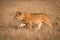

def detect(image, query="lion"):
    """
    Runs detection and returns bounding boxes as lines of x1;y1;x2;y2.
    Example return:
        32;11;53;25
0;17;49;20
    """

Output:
14;12;52;29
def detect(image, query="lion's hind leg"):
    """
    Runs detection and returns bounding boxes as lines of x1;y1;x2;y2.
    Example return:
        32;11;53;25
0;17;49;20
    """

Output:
37;22;42;30
35;22;42;30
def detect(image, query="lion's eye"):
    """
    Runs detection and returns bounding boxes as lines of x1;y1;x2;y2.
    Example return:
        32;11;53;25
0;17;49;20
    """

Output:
17;12;21;15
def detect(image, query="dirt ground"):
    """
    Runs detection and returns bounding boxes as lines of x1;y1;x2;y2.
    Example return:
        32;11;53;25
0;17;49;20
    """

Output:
0;0;60;40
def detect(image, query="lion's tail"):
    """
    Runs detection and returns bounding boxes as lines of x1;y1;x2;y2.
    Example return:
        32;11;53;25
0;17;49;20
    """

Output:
42;15;52;27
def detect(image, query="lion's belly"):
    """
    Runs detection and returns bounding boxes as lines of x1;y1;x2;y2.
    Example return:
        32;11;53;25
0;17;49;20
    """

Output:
31;18;43;24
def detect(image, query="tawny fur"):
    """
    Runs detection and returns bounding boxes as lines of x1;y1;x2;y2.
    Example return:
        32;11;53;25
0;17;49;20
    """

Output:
15;12;52;29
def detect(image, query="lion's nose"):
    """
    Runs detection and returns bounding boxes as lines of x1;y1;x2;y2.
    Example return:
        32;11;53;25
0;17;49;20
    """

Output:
15;18;17;20
13;17;17;20
13;16;15;19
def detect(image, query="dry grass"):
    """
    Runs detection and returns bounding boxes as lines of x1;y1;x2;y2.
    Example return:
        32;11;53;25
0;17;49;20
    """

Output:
0;26;59;40
0;27;51;40
0;0;60;40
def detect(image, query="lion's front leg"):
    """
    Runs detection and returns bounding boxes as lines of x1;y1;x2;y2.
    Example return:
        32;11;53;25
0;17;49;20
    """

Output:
29;22;33;29
19;23;26;28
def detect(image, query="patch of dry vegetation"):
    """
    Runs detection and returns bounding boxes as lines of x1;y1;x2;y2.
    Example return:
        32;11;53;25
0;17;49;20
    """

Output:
0;27;57;40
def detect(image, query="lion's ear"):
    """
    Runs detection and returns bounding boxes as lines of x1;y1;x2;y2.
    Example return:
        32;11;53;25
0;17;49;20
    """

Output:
17;12;21;15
